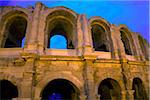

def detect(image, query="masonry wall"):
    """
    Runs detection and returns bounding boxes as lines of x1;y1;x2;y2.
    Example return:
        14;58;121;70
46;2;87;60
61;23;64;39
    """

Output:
0;2;149;100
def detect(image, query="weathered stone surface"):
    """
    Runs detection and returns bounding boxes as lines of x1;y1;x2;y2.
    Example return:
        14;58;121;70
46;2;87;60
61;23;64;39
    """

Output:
0;2;149;100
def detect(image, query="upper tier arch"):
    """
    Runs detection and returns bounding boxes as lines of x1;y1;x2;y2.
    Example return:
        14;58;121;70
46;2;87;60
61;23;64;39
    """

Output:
118;24;135;55
88;16;110;31
43;6;78;49
44;6;77;21
88;16;112;52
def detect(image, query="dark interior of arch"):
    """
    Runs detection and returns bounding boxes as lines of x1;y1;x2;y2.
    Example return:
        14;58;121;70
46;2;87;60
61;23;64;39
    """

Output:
0;80;18;99
98;78;121;100
4;16;27;48
41;79;79;100
91;24;109;52
47;19;75;49
132;78;148;100
120;30;132;55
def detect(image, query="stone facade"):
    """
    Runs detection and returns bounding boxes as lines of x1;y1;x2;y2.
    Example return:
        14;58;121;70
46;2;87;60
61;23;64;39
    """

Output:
0;2;149;100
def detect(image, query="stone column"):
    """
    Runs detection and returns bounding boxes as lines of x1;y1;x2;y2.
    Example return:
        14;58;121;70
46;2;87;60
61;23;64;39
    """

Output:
133;32;145;61
76;14;84;56
79;94;87;100
127;90;135;100
25;2;42;52
121;91;127;100
20;53;37;100
34;87;42;100
110;24;120;59
82;14;93;55
37;4;45;55
116;27;126;60
20;72;33;99
96;94;100;100
120;60;133;100
83;59;97;100
0;34;5;47
131;32;141;61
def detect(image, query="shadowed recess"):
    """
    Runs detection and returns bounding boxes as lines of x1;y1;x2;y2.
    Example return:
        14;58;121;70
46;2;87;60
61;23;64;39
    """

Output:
98;78;121;100
4;16;27;48
41;79;80;100
0;80;18;99
132;78;148;100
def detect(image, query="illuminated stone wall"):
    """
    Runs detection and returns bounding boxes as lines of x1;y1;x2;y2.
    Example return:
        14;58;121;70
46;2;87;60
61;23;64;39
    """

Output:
0;2;149;100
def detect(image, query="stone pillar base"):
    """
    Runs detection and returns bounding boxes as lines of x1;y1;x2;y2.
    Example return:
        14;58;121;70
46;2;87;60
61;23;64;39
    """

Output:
127;90;135;100
79;94;87;100
96;94;100;100
13;98;32;100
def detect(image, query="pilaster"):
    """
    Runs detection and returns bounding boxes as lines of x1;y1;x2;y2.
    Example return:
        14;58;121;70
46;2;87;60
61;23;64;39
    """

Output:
133;32;145;61
76;14;84;56
0;34;5;47
83;56;97;100
121;91;127;100
82;14;93;55
25;2;42;52
116;27;126;60
20;53;37;99
37;3;45;55
110;24;120;59
131;32;141;61
127;90;135;100
79;94;87;100
96;94;100;100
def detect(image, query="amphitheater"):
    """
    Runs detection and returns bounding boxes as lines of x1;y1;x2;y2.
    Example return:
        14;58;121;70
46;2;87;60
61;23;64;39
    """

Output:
0;2;149;100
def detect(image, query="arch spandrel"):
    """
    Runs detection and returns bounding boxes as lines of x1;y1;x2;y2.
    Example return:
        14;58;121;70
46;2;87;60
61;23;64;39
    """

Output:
0;7;32;20
36;72;84;97
0;10;28;34
0;74;21;86
44;6;77;20
118;24;133;38
88;16;110;31
0;10;29;34
118;24;135;44
0;74;21;97
0;6;33;32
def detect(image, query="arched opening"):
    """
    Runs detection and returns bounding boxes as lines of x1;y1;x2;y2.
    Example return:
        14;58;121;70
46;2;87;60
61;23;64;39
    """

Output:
132;78;148;100
50;35;67;49
91;24;109;52
98;78;121;100
0;80;18;99
138;35;149;60
3;16;27;48
46;10;76;49
41;79;80;100
120;30;133;55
